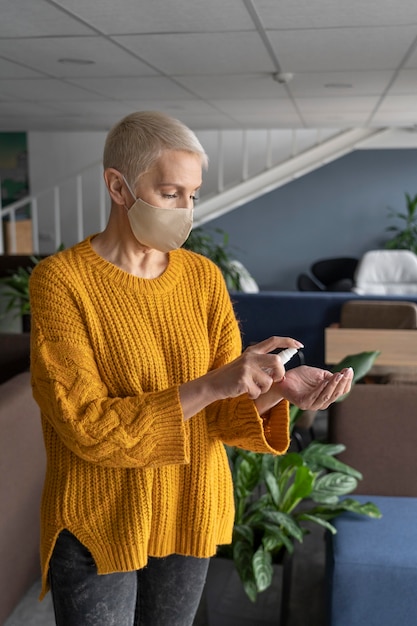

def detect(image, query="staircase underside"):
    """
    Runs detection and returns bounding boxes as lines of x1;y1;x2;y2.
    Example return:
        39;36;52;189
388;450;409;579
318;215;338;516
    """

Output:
194;127;389;225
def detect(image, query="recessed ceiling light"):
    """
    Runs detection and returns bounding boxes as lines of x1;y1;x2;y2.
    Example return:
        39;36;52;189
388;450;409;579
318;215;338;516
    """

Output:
324;83;353;89
58;58;95;65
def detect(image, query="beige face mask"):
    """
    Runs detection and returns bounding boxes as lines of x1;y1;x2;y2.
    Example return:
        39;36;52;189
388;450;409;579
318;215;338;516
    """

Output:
123;177;193;253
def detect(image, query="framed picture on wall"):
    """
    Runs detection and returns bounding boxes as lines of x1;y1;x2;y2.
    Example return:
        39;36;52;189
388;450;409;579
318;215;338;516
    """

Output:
0;132;31;252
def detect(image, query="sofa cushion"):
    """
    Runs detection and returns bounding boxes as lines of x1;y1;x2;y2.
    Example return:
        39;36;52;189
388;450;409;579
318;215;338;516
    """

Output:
327;495;417;626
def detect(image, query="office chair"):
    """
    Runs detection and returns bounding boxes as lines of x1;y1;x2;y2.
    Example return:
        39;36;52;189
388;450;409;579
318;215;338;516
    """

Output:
311;256;358;291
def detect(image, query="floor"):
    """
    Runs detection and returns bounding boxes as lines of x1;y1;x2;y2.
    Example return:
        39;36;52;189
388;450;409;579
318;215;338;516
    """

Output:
5;419;328;626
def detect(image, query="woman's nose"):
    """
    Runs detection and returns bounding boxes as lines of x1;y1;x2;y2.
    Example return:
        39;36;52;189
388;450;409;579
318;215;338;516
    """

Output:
182;196;195;209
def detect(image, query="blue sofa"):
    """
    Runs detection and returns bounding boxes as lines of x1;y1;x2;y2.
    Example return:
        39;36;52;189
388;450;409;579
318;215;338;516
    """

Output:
327;495;417;626
231;291;417;368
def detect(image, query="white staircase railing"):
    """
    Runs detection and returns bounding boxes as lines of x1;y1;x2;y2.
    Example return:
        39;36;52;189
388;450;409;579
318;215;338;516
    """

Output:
1;127;388;254
0;162;108;254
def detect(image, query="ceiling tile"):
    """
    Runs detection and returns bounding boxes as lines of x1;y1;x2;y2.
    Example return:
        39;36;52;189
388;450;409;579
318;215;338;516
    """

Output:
112;32;275;75
371;111;417;126
301;111;371;126
0;101;59;117
288;70;394;96
268;26;417;72
254;0;417;28
174;73;287;99
44;100;136;118
374;94;417;113
211;98;302;126
404;44;417;68
296;95;380;113
0;0;93;36
53;0;255;34
0;79;104;102
68;75;196;100
389;69;417;94
0;37;156;78
0;57;43;79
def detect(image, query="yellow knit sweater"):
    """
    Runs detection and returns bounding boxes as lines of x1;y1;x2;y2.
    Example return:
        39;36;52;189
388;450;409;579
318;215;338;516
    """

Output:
29;236;289;598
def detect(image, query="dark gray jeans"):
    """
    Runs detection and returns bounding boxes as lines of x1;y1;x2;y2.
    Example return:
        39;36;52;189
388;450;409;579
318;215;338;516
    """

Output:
49;529;209;626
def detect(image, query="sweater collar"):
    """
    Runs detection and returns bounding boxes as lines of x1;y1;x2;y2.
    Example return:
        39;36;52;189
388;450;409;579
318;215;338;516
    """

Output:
76;235;184;294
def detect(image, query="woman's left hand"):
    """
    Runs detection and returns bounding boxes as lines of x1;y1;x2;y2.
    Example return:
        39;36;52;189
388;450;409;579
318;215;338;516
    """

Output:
278;365;353;410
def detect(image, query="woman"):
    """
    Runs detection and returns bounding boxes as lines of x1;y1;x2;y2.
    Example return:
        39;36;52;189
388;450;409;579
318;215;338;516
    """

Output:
30;111;352;626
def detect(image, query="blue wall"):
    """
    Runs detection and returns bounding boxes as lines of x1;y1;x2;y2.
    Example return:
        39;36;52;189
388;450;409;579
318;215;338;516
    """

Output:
207;149;417;291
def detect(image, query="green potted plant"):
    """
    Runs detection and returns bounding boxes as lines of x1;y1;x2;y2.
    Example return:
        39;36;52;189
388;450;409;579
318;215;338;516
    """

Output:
0;255;40;319
0;246;63;328
0;255;42;332
385;192;417;253
183;226;244;291
207;350;381;623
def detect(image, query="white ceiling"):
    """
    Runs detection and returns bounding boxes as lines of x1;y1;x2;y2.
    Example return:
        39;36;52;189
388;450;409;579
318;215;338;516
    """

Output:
1;0;417;132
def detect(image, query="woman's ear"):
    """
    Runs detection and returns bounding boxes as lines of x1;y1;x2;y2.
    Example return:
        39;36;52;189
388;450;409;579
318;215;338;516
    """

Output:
104;168;130;206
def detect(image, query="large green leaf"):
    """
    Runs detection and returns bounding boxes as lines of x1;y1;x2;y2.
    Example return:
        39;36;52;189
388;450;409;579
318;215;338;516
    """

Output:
302;440;346;458
246;493;270;516
234;453;262;499
233;524;254;545
281;465;315;512
261;524;286;553
307;498;382;521
316;455;362;479
275;452;304;472
252;546;274;593
331;498;383;519
261;510;304;542
302;443;362;479
311;473;358;503
331;351;380;393
264;470;280;506
233;539;257;601
297;512;338;534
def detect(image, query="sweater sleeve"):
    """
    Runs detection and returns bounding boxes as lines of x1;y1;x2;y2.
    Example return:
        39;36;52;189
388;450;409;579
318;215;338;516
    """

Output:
30;260;189;469
206;395;290;455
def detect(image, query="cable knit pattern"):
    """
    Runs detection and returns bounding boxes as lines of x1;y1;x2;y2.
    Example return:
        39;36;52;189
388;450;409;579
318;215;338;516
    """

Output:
29;236;289;598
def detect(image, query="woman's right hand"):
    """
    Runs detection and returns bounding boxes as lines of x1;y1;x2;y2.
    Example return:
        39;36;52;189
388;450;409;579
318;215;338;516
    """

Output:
179;336;303;420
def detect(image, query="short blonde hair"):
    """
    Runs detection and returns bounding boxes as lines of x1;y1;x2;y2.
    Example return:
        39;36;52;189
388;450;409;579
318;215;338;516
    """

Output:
103;111;208;186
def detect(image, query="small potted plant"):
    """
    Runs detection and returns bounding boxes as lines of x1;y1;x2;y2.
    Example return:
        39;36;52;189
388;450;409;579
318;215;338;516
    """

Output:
385;191;417;253
183;226;245;291
0;255;41;331
0;246;63;331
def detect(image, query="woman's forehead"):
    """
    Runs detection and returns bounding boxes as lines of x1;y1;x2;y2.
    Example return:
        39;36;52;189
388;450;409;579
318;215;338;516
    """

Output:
141;150;203;187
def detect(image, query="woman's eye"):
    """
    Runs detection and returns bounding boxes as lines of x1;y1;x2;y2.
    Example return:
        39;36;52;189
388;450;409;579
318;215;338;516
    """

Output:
163;193;177;199
191;195;200;202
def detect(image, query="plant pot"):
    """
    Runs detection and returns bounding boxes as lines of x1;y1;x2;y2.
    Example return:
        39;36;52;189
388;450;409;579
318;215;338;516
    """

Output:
22;313;31;333
205;555;292;626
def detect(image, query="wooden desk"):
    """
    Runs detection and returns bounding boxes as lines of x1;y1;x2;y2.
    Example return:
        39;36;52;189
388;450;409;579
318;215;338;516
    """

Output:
325;327;417;367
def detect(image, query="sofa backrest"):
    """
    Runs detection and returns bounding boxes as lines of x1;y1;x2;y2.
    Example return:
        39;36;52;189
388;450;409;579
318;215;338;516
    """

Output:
231;291;417;368
0;371;45;624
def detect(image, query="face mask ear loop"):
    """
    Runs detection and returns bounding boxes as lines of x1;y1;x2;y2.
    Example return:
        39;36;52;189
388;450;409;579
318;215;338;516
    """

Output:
121;175;137;202
121;175;137;212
